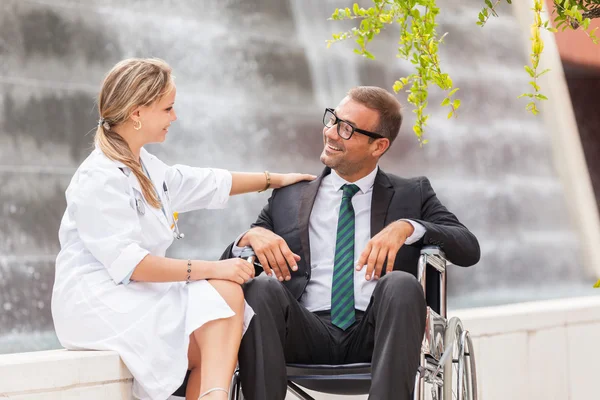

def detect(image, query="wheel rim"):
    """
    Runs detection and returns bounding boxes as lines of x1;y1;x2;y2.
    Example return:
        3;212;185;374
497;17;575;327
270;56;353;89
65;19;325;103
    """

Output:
465;332;478;400
442;317;476;400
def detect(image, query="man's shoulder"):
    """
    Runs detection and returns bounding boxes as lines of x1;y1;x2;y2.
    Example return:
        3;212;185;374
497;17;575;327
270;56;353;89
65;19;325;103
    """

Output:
272;179;313;196
379;170;429;188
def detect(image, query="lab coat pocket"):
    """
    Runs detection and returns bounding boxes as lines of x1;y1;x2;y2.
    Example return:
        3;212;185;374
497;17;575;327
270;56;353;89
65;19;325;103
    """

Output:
82;268;146;314
82;269;113;288
91;280;171;314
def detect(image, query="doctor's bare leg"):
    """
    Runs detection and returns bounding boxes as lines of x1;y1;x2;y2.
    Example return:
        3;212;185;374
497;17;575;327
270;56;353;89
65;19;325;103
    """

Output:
192;280;245;399
185;334;202;400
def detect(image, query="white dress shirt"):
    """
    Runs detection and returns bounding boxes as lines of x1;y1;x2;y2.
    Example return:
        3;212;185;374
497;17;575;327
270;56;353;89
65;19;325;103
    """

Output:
233;166;425;312
302;167;425;311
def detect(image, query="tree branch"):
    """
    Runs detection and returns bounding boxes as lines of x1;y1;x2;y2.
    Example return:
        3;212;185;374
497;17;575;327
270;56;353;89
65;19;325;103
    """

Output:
583;7;600;19
570;6;600;28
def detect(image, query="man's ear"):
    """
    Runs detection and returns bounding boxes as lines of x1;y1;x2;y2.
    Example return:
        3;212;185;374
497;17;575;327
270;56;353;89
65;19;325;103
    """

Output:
372;138;390;157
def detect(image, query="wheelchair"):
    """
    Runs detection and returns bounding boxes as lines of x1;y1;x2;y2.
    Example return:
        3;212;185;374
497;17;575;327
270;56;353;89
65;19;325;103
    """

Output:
174;246;477;400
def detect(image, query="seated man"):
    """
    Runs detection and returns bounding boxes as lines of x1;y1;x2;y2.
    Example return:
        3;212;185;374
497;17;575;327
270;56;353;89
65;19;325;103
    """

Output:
223;86;480;400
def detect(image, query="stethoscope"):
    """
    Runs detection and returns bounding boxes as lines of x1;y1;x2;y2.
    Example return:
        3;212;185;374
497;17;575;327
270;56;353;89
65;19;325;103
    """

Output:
162;182;185;240
136;160;185;240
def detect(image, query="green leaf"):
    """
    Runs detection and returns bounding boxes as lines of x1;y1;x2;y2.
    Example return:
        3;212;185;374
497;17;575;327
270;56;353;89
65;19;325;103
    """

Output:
353;3;359;15
441;97;450;106
363;50;375;60
524;65;536;77
594;279;600;288
447;111;454;119
393;80;404;92
535;93;548;100
485;0;493;8
583;18;590;30
449;88;460;97
453;99;461;109
537;68;551;77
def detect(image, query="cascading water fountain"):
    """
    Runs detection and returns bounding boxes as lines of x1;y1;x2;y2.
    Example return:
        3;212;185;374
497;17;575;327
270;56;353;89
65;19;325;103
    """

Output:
0;0;593;354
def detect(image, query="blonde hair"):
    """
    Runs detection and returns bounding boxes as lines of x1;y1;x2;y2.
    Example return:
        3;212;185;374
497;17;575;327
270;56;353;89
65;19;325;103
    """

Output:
95;58;174;209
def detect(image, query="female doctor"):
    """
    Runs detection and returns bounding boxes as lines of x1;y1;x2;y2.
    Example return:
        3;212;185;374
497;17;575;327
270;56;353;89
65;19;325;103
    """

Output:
51;58;314;400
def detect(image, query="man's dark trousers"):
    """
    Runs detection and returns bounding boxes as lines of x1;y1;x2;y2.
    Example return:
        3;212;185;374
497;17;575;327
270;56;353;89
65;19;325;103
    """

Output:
238;271;427;400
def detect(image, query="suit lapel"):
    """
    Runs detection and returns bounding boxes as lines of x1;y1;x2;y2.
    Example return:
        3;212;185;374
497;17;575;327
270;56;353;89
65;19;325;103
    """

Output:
370;168;394;237
298;167;330;269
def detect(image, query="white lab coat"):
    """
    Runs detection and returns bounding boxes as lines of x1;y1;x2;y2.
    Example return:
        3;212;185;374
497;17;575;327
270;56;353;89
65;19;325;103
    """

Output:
51;147;254;400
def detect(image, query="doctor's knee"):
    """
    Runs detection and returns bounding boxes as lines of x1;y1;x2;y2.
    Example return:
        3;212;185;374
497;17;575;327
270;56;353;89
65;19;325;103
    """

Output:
208;280;245;313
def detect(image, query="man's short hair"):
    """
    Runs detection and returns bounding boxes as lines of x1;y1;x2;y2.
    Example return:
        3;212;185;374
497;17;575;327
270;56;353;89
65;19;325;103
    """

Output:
348;86;403;146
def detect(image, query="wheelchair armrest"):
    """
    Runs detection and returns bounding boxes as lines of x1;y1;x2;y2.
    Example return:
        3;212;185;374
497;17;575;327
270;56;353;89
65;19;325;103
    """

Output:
237;247;263;273
419;246;447;274
418;246;447;317
238;247;256;259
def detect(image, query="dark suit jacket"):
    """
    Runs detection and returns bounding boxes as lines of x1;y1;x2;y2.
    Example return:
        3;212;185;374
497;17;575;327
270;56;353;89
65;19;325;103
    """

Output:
222;167;480;309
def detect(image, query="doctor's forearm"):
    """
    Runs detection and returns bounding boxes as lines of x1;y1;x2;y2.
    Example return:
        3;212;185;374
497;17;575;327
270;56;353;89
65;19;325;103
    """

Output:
229;172;281;195
130;255;216;283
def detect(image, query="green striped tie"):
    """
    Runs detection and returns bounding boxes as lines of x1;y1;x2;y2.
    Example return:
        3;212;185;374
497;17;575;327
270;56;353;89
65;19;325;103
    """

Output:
331;183;360;330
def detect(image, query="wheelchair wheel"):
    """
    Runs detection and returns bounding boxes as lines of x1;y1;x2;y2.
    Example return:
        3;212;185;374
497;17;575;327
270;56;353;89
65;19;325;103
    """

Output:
229;368;244;400
442;317;477;400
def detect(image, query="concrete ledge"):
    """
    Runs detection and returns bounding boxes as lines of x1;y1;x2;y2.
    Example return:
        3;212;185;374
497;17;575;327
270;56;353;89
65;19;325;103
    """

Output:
2;295;600;400
450;294;600;400
0;350;132;399
450;294;600;336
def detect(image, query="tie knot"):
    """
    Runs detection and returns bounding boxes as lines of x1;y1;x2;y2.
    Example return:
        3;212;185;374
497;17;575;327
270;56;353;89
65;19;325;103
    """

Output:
342;184;360;199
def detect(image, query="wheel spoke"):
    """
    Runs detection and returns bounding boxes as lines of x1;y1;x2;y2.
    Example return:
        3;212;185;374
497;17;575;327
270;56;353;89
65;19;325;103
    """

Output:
443;317;478;400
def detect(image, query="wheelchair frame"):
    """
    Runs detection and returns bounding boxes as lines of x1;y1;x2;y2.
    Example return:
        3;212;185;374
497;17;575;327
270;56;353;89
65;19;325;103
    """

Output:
414;247;478;400
226;246;478;400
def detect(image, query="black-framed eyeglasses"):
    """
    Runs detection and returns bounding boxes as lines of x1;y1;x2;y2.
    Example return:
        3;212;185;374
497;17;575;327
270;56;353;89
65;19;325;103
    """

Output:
323;108;385;140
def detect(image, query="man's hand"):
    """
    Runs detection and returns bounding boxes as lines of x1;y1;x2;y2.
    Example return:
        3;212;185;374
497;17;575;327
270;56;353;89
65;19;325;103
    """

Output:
356;220;414;281
238;227;301;282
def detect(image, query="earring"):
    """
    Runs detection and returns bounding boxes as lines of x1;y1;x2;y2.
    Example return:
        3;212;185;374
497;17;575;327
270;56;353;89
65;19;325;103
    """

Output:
133;120;142;131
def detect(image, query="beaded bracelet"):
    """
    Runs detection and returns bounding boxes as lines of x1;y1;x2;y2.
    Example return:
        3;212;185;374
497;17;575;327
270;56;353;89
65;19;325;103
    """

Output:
186;260;192;284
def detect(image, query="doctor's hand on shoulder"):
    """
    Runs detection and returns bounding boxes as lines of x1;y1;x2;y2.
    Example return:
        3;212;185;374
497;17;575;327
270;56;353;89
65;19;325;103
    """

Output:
229;171;316;195
270;173;317;188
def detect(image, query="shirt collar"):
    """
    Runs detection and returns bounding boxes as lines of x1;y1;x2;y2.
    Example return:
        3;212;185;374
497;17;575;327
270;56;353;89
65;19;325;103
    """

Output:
94;145;148;172
330;166;379;194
